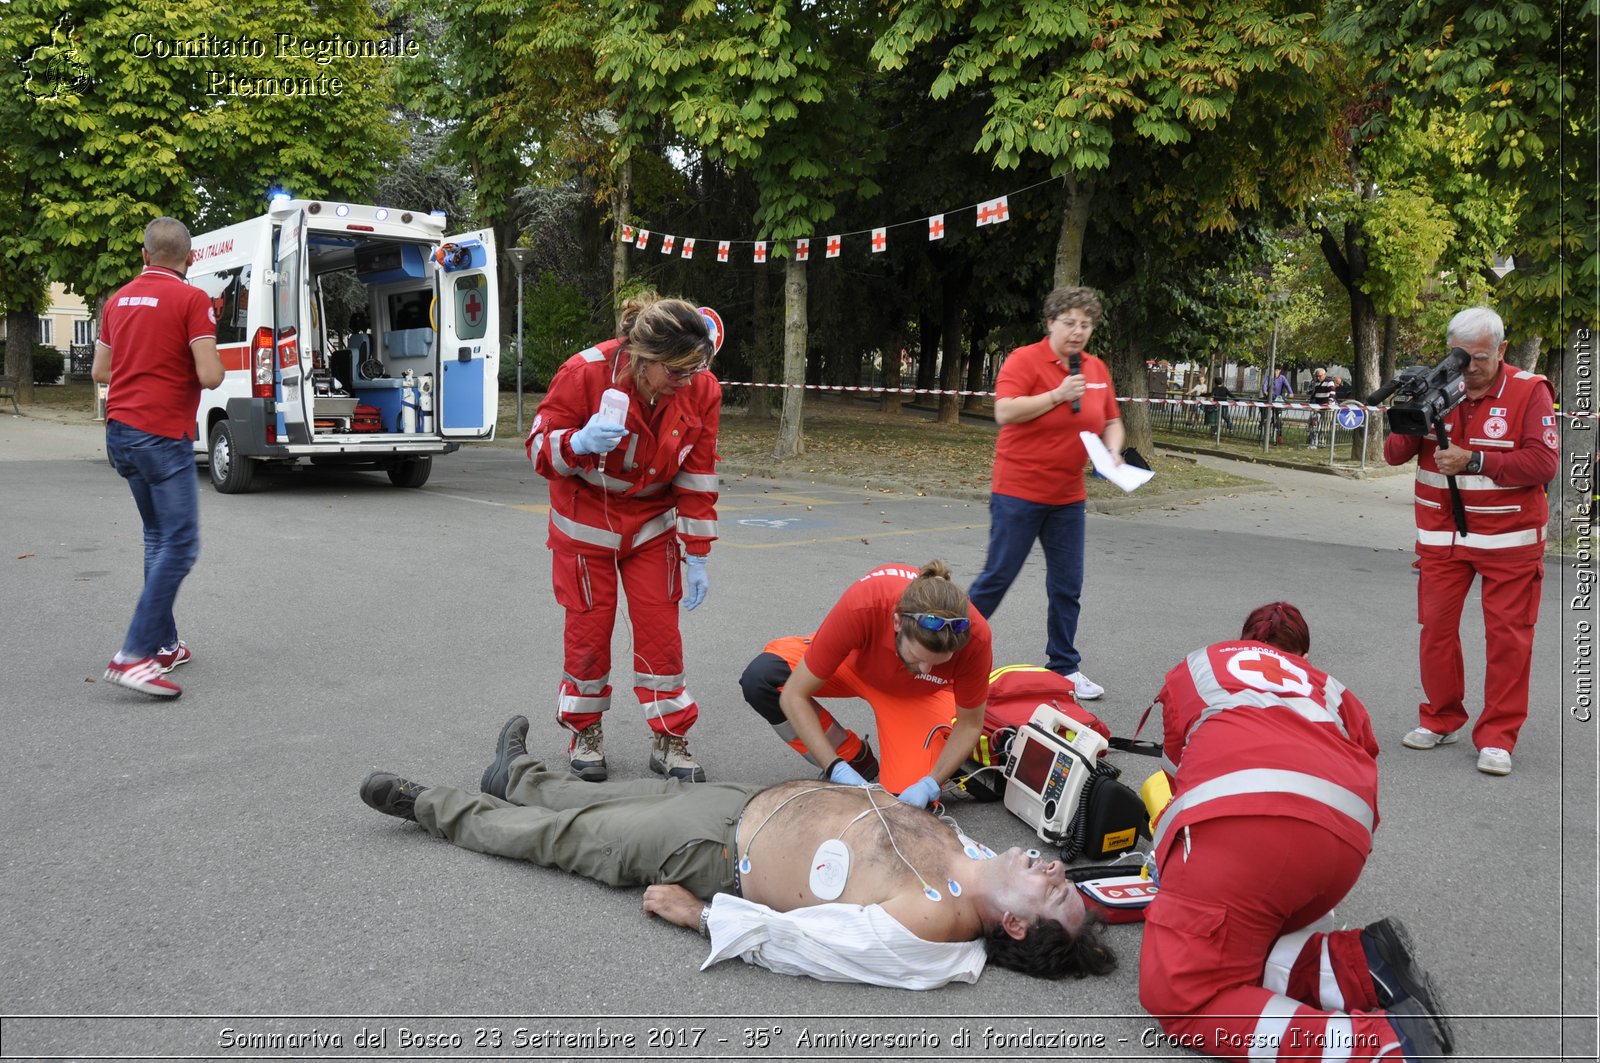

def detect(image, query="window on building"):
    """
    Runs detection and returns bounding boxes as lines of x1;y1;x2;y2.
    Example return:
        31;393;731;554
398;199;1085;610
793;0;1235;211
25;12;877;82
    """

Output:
73;319;95;346
38;319;54;345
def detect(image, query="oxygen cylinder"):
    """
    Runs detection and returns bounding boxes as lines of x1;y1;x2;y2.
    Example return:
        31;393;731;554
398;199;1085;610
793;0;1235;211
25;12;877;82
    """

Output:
400;370;417;434
418;373;434;433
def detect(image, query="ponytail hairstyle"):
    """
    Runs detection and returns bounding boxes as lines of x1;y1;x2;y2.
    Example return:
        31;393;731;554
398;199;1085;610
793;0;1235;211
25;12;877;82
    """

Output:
617;291;714;389
895;560;973;653
1240;601;1310;657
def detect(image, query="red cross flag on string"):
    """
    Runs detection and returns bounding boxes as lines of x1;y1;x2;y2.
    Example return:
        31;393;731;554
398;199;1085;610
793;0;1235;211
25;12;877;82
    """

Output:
717;240;730;262
660;235;676;255
826;235;842;258
621;223;635;243
975;196;1009;226
681;237;695;260
635;228;651;249
753;241;767;263
928;214;945;240
795;238;810;261
871;227;887;253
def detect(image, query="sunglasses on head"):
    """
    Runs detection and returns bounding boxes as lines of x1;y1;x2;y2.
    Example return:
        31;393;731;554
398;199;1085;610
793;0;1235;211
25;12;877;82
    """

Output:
902;612;970;633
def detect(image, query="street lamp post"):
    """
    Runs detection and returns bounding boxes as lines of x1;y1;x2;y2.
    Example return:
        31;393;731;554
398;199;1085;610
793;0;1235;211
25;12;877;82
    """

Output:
507;247;534;435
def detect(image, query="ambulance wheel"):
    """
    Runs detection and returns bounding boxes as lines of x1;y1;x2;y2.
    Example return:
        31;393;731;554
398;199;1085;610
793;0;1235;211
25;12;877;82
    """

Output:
387;456;432;488
208;422;255;494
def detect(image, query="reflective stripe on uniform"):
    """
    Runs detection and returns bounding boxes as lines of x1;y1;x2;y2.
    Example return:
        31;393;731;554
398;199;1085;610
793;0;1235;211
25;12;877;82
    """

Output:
559;691;610;715
1416;469;1506;492
641;689;694;720
577;346;605;362
677;515;718;539
551;510;622;550
1416;526;1543;549
634;670;687;692
562;673;609;695
548;429;577;476
1152;768;1375;856
632;509;676;547
1249;995;1298;1061
673;470;719;492
577;466;634;492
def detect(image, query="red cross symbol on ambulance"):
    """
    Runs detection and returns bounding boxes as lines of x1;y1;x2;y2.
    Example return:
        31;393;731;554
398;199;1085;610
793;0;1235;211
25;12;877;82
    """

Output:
1226;649;1312;697
463;289;484;328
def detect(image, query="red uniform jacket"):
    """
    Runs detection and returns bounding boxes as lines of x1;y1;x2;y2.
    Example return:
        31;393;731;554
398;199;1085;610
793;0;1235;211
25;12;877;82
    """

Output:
1153;641;1381;869
528;339;720;558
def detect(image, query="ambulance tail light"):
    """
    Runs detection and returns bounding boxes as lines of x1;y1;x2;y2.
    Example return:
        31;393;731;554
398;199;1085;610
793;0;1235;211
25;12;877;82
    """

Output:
251;328;275;399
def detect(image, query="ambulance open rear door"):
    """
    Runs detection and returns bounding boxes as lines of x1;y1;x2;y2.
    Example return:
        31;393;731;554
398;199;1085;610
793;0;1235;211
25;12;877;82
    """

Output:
434;227;498;439
271;208;312;443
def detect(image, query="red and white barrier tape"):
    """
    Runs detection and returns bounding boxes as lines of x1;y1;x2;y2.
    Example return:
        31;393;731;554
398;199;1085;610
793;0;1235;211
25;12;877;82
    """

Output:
720;380;1600;421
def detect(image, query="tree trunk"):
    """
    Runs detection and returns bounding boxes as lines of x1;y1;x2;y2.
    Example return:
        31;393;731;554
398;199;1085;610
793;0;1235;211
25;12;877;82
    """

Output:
774;256;807;459
880;334;904;415
1053;174;1096;287
1380;313;1398;384
963;313;988;413
916;310;938;391
749;261;774;420
1109;334;1151;455
937;273;965;425
610;159;632;331
5;310;38;403
1508;334;1541;372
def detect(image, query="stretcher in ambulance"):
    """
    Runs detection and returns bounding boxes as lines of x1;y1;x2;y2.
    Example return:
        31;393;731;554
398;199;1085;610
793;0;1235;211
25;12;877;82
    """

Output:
187;198;498;492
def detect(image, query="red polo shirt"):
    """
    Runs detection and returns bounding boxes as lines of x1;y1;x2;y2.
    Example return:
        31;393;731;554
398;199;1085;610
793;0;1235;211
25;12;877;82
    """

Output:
101;266;216;440
991;338;1120;504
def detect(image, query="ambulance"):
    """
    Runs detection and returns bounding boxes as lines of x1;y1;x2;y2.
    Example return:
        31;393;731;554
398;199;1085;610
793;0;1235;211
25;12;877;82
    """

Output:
186;197;498;492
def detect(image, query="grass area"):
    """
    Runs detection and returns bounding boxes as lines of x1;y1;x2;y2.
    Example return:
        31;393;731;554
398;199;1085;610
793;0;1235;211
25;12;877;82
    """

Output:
17;380;96;412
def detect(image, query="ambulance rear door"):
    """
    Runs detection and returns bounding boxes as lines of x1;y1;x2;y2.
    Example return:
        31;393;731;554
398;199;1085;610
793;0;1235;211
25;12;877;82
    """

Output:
434;227;498;439
272;208;313;443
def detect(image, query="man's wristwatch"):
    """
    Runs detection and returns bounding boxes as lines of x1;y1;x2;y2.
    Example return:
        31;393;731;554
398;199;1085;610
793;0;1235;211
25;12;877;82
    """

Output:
1465;451;1484;475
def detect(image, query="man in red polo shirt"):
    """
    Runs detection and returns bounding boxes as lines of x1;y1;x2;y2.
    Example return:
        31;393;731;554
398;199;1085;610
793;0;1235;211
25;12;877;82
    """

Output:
968;286;1123;699
92;216;225;699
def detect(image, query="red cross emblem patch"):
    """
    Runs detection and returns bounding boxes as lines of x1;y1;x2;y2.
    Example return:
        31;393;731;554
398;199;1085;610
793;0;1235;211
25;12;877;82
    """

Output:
1226;649;1312;697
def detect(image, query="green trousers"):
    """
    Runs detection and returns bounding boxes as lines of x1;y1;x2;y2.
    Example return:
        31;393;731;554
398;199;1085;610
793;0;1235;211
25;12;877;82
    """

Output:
416;757;752;899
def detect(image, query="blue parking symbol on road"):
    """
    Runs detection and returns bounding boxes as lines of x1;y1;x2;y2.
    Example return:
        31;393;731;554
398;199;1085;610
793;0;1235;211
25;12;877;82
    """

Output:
1337;404;1366;430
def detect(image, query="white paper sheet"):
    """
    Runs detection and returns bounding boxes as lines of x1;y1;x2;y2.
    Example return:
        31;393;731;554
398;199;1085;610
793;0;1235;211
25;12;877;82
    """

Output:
1080;430;1154;493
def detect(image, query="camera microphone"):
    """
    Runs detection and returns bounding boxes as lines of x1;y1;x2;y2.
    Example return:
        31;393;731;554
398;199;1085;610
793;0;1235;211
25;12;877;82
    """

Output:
1069;353;1081;413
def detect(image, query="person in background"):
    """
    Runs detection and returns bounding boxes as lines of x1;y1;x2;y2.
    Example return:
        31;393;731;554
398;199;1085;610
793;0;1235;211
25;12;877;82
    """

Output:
527;293;720;783
966;286;1122;699
92;216;225;699
1210;376;1235;431
1306;367;1339;447
1138;603;1453;1062
1383;306;1558;776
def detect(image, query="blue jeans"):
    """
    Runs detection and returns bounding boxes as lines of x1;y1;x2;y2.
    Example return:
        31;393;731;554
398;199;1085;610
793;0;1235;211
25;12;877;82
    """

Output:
967;493;1086;675
105;420;200;658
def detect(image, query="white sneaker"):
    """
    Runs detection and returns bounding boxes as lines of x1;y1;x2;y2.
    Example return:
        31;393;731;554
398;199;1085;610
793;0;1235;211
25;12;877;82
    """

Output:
1066;671;1104;700
1476;747;1512;776
1402;727;1459;750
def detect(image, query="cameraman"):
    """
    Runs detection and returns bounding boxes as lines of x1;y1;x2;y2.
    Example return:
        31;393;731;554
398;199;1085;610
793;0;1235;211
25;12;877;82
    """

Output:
1382;307;1558;777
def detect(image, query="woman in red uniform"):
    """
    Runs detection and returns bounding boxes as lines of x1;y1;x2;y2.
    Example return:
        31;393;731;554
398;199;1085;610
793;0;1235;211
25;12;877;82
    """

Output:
527;294;719;783
1139;603;1454;1062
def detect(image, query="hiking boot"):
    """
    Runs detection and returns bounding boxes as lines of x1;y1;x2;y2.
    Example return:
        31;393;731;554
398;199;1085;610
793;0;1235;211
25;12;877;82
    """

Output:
480;714;529;799
1476;746;1512;775
1402;727;1459;750
649;732;706;782
1388;997;1454;1060
568;722;607;782
155;640;191;672
1364;918;1454;1054
359;771;428;822
103;657;182;699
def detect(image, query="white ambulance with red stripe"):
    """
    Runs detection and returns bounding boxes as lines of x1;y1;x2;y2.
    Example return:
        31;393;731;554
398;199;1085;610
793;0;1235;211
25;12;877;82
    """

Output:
187;197;497;492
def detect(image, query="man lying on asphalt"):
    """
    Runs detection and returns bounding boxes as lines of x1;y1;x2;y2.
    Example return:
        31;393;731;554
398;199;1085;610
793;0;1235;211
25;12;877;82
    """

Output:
359;715;1116;989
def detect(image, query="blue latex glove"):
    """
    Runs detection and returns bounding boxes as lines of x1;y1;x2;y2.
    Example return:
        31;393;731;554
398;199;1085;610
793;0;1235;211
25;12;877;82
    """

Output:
897;775;941;809
683;554;709;611
570;413;627;456
828;758;870;788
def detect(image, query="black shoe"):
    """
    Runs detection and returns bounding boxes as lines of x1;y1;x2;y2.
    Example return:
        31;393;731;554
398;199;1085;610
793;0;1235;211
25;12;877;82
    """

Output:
1365;918;1454;1054
360;771;428;822
1388;997;1453;1060
850;739;881;783
480;714;529;799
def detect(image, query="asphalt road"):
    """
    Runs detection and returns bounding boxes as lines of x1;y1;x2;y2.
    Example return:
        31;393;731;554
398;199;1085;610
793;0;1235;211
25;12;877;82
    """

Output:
1;414;1593;1062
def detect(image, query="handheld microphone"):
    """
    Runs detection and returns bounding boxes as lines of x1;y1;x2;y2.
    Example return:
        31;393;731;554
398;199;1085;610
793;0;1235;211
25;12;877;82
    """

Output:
1068;353;1081;413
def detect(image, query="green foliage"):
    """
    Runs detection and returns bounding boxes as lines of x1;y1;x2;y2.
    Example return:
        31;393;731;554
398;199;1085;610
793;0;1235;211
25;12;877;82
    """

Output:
508;270;594;388
31;344;64;385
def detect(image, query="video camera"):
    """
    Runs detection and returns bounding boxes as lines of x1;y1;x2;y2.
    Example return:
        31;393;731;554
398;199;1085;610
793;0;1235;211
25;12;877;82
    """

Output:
1366;347;1472;436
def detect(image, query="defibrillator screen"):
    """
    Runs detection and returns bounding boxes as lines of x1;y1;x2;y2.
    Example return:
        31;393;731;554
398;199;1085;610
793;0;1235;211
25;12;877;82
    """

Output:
1013;737;1057;796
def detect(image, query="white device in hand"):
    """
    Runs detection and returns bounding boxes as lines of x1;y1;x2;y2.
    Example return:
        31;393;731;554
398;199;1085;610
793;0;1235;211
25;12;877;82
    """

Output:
598;387;630;426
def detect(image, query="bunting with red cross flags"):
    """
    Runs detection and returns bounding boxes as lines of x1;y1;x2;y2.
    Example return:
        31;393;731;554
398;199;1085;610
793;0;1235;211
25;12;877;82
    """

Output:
620;223;635;243
753;241;767;263
928;214;945;240
682;237;695;259
635;228;651;249
871;227;887;253
975;196;1009;226
795;238;810;261
660;234;675;255
717;240;730;262
826;235;842;258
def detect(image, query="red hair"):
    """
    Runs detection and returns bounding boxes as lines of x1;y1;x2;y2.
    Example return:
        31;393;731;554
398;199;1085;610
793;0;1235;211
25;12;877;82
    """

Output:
1241;602;1310;656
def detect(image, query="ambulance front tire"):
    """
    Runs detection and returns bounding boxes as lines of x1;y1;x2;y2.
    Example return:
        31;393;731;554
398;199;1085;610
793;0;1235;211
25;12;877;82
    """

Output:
387;456;432;488
208;421;256;494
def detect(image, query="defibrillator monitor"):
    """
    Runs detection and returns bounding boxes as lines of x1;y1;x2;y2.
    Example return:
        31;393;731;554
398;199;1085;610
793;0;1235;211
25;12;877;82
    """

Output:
1002;704;1109;845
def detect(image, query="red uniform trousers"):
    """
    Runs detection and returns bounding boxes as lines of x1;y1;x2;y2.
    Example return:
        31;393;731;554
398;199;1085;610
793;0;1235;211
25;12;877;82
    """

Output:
1416;548;1544;751
552;536;697;737
762;634;951;793
1141;817;1406;1062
